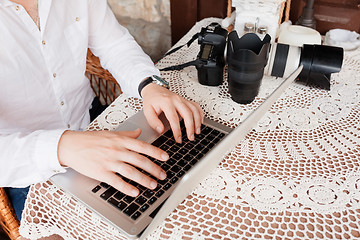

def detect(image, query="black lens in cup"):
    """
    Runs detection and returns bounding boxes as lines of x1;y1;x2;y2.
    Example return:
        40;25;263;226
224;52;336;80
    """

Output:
227;32;271;104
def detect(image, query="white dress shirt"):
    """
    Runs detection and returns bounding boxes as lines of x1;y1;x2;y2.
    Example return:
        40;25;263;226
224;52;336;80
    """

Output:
0;0;160;187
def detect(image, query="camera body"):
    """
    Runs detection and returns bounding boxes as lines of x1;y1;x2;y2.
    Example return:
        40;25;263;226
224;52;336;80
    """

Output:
196;23;228;86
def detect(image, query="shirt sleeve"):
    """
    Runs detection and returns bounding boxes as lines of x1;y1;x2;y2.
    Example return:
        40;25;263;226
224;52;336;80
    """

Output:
87;0;160;98
0;130;67;187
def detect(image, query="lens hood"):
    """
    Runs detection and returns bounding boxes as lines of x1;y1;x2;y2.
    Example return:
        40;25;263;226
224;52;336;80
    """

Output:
299;44;343;90
227;32;271;104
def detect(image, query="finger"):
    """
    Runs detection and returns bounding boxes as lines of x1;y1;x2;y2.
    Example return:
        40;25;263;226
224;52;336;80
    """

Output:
172;100;196;141
185;101;203;135
111;150;167;181
117;136;169;162
115;128;142;139
161;105;182;143
143;105;165;134
114;162;161;191
103;172;140;197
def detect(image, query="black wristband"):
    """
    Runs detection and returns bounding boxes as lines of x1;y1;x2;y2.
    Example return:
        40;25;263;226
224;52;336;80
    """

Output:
138;77;153;97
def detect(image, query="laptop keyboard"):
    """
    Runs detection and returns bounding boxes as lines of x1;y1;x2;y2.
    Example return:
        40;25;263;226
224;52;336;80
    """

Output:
92;121;226;221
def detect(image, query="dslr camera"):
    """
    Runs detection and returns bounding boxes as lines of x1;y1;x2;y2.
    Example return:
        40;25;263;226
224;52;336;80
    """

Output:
196;23;228;86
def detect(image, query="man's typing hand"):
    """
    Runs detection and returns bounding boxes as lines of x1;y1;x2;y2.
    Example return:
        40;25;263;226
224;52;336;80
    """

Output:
57;129;169;197
141;83;204;143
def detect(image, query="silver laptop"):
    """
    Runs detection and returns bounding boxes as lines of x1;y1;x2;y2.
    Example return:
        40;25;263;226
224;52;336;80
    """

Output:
51;67;302;239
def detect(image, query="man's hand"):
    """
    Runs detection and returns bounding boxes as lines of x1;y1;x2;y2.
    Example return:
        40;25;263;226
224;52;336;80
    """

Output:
141;83;204;143
57;129;169;197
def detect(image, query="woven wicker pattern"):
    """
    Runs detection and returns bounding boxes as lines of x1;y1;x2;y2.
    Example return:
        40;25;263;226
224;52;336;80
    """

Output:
0;188;20;240
86;50;122;105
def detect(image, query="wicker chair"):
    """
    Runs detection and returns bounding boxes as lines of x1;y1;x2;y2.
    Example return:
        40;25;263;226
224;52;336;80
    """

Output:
0;50;121;240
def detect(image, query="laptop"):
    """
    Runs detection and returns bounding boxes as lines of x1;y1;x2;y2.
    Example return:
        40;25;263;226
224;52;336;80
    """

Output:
51;66;302;239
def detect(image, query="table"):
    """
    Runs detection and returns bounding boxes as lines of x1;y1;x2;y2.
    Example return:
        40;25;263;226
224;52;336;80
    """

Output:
20;18;360;239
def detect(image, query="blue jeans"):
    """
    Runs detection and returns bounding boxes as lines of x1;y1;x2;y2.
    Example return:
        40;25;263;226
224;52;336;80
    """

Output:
4;186;30;221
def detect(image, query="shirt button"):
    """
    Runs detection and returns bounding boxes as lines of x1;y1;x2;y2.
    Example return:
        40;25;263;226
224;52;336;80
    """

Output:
15;6;19;11
53;73;57;78
60;101;64;106
53;170;60;173
75;17;80;21
67;124;71;128
42;40;46;45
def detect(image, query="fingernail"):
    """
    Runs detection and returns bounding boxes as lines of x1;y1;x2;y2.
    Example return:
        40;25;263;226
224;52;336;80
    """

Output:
190;134;195;141
156;126;162;134
161;153;169;161
196;128;201;134
160;171;167;180
131;189;139;197
177;137;182;143
150;181;157;189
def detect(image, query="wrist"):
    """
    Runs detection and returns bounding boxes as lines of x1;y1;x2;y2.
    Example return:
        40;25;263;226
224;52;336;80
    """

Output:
138;75;169;97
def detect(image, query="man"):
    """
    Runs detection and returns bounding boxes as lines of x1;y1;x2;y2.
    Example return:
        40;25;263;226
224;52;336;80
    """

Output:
0;0;203;220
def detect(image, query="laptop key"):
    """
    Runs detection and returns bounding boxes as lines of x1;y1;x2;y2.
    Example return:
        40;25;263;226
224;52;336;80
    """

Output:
152;136;167;147
164;130;173;138
195;152;204;160
169;145;180;152
183;154;193;162
100;187;117;200
173;153;182;160
143;189;155;198
190;159;198;165
167;158;177;166
167;171;175;179
212;129;220;136
178;159;187;167
170;165;181;173
140;204;150;212
200;139;211;146
158;178;168;185
161;164;171;171
183;164;191;172
131;211;142;220
155;189;165;197
178;148;188;155
148;196;157;205
108;197;120;207
170;176;179;184
202;126;212;135
92;185;101;193
189;149;199;156
195;144;204;151
123;196;135;204
163;183;172;191
166;139;175;146
100;182;110;188
184;143;195;150
177;170;185;178
160;144;170;151
201;147;210;154
117;201;127;211
135;196;147;205
114;191;125;200
124;203;140;216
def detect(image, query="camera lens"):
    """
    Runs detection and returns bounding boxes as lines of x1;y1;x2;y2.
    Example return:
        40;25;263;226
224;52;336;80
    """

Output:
227;32;271;104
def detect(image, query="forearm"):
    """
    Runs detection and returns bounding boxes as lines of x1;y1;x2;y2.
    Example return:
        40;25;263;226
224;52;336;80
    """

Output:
0;130;66;187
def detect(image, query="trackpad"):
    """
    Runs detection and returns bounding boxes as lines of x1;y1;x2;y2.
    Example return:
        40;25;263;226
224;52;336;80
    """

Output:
114;111;170;143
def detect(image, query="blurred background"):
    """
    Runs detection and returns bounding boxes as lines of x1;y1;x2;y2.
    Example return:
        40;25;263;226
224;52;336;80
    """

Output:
108;0;360;60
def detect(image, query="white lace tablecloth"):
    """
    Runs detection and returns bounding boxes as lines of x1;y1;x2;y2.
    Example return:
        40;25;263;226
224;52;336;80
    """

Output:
20;18;360;240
